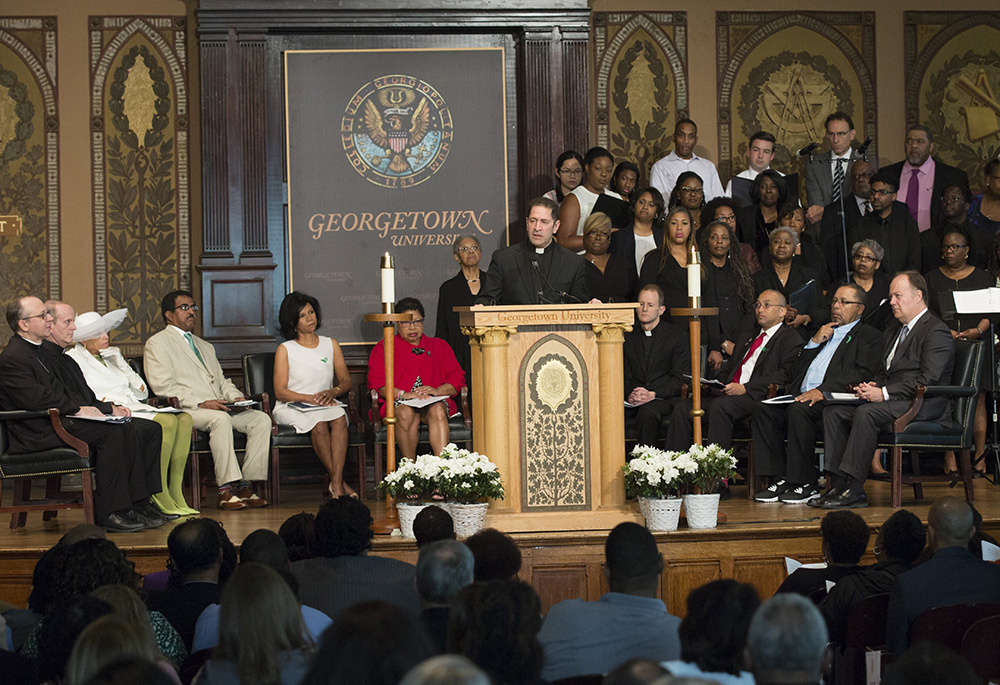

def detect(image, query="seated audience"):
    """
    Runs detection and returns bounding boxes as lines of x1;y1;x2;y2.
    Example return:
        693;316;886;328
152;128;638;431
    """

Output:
464;528;522;581
65;614;178;685
662;579;760;684
36;596;113;685
668;171;706;235
883;641;979;685
412;505;456;548
752;227;823;338
968;157;1000;234
609;186;665;275
820;159;875;284
701;220;756;372
738;170;788;255
745;594;830;685
416;540;475;653
273;291;356;498
367;296;466;459
449;580;545;685
639;207;697;328
78;657;176;685
145;290;272;510
194;563;313;685
624;285;689;448
278;512;315;562
819;508;926;644
291;497;420;619
611;161;640;202
299;601;435;685
777;510;870;600
602;658;668;685
539;522;681;681
886;496;1000;652
399;655;490;685
851;171;921;276
91;584;184;673
558;146;622;252
67;309;195;516
583;212;638;302
825;239;892;330
543;149;584;204
650;119;725;202
436;235;485;388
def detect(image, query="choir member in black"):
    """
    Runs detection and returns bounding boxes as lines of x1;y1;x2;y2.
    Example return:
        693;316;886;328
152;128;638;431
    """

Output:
668;171;705;235
921;184;989;271
701;197;760;274
609;187;664;276
737;170;788;257
701;220;756;373
543;150;584;204
752;227;823;339
825;239;892;331
780;205;828;290
849;171;921;276
610;161;640;203
582;212;637;303
436;235;485;388
639;207;697;328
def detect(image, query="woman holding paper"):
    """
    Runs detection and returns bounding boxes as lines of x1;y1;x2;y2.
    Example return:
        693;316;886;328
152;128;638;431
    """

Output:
67;310;196;515
273;291;355;498
367;297;466;459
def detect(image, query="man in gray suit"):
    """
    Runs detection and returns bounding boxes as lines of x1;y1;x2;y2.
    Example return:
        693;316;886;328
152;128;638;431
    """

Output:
805;111;858;226
144;290;271;510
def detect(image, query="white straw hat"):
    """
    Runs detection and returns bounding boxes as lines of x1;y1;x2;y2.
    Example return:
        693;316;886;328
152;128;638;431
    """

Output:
72;308;129;342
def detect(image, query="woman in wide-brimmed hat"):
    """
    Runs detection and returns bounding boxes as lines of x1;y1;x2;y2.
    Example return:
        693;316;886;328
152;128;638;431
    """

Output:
67;309;196;515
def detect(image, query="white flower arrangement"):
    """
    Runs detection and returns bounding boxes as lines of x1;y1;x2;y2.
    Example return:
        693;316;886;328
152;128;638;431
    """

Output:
685;443;738;493
379;443;504;503
623;443;737;498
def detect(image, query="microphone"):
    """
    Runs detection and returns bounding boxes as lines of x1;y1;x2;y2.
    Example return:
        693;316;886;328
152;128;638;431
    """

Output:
530;258;580;304
797;142;819;158
854;136;873;160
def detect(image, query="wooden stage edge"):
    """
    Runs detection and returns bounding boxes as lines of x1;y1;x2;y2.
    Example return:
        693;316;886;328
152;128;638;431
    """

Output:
2;480;999;617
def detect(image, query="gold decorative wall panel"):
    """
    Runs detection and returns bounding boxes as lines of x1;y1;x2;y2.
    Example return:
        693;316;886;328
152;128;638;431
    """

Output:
592;12;687;184
0;17;59;347
716;12;877;191
904;12;1000;186
90;16;190;356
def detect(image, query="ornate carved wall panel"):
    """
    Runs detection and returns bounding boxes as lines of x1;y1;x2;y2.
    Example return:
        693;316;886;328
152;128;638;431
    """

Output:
716;12;877;190
904;12;1000;185
0;17;59;347
592;12;688;184
89;16;191;356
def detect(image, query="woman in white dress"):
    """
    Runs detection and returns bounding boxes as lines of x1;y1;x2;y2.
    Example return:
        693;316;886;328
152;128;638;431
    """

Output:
273;292;355;498
67;310;196;516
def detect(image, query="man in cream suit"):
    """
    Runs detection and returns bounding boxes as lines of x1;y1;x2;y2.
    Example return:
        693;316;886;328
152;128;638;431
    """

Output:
144;290;271;510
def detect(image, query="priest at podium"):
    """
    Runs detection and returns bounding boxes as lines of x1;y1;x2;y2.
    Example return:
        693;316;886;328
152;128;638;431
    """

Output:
477;197;591;306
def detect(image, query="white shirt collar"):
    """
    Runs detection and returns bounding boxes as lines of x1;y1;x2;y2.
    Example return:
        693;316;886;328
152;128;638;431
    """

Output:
170;325;192;338
902;308;928;330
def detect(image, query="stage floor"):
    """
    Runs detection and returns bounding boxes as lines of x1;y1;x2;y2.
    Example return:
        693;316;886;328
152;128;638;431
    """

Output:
3;478;999;615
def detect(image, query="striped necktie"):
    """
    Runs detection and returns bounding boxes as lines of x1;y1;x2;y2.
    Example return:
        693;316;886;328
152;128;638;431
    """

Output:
832;158;845;203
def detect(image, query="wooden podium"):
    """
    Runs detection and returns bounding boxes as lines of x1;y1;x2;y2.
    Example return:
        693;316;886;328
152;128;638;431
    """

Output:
457;304;641;532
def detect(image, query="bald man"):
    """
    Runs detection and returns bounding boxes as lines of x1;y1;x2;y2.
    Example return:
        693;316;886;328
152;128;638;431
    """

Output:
885;496;1000;652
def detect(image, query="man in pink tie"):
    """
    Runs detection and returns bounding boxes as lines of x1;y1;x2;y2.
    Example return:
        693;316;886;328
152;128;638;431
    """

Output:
666;289;803;452
881;125;969;233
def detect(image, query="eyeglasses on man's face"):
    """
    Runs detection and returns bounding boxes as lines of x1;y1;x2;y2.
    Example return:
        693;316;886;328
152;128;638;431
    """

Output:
173;304;199;312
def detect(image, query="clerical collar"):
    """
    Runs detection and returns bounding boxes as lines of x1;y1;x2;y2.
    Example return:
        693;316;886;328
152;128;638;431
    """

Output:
18;334;41;346
535;247;546;254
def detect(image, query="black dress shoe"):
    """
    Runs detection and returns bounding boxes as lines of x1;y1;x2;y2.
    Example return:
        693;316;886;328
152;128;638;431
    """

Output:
134;500;169;524
807;485;843;508
129;506;165;529
100;512;146;533
821;487;868;509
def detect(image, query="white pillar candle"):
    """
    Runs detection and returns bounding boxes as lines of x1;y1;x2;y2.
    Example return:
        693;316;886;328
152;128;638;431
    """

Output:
381;252;395;304
687;260;700;299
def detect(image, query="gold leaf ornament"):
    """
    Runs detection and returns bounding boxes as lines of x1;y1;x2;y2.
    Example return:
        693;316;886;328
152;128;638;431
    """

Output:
535;357;573;412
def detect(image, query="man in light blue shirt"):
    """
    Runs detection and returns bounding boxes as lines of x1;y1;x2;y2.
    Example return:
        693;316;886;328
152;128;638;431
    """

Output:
752;284;883;504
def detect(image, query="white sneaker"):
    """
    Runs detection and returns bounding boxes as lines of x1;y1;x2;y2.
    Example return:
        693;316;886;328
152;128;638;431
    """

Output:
754;479;789;503
780;484;821;504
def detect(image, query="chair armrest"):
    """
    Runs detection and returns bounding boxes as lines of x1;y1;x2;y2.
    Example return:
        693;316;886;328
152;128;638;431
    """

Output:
345;388;365;427
0;409;90;457
892;386;926;432
922;385;979;398
245;393;277;435
459;387;471;429
370;389;383;431
766;383;779;399
0;409;53;421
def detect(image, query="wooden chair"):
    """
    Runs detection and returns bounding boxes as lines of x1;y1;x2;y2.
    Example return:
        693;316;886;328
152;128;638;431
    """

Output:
909;602;1000;653
831;593;891;685
875;339;984;508
960;614;1000;683
242;352;369;501
0;408;94;529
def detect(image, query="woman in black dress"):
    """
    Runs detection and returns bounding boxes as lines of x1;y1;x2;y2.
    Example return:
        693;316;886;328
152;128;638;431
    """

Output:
609;186;665;276
752;227;822;339
924;229;992;476
701;220;756;372
738;170;788;257
582;212;638;303
639;206;696;328
436;235;485;388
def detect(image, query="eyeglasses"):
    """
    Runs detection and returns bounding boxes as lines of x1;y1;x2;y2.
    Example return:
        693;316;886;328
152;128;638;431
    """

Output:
173;304;199;312
457;245;480;253
941;194;965;203
753;302;782;310
943;244;968;251
20;311;49;321
854;254;877;263
679;187;704;195
559;168;583;175
831;298;864;306
399;319;425;327
871;189;895;197
827;130;852;138
586;231;611;239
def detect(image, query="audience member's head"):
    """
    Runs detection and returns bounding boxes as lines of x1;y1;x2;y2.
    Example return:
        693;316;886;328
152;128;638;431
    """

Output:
88;585;159;657
279;512;316;562
216;563;310;685
240;528;291;570
604;522;664;596
882;641;978;685
878;509;926;564
678;579;760;676
49;538;140;601
413;505;456;547
65;615;161;685
928;495;975;550
745;593;829;685
80;657;176;685
820;510;870;565
300;601;435;685
400;655;491;685
449;579;543;685
166;517;223;586
603;658;669;685
61;523;107;547
37;595;113;683
416;540;475;606
313;497;374;557
465;528;522;581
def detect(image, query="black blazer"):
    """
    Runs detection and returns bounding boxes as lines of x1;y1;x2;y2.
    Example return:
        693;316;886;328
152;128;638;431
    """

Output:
623;320;689;399
820;196;865;283
716;323;804;400
850;202;922;277
608;222;664;266
882;158;970;229
478;242;589;305
877;311;955;418
788;322;883;395
436;268;485;381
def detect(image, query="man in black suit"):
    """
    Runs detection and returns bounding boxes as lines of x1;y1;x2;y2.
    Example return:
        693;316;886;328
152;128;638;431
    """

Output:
478;197;590;305
752;284;883;504
881;125;970;233
812;272;955;509
804;111;857;226
820;160;875;283
624;285;689;447
0;297;163;532
850;171;921;277
666;289;804;451
886;496;1000;652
